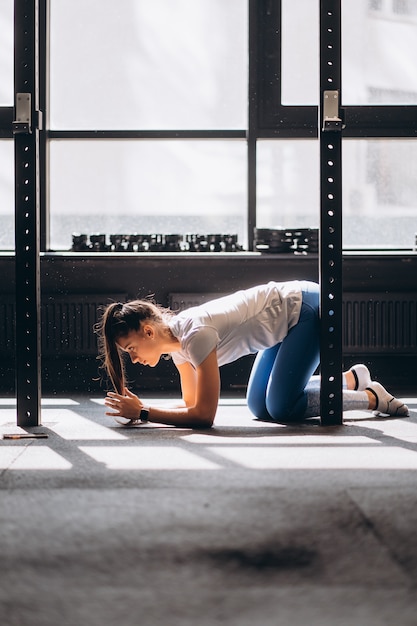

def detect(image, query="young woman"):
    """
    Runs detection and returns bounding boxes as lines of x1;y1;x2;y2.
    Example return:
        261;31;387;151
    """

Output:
97;280;409;427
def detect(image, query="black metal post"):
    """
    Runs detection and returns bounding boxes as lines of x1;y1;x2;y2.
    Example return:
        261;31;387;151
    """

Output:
247;0;258;251
14;0;42;427
319;0;343;425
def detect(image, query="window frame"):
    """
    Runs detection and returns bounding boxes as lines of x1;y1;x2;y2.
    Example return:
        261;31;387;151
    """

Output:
16;0;417;251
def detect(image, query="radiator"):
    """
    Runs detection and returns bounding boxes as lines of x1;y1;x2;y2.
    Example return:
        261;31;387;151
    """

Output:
343;292;417;354
0;294;127;357
1;291;416;359
170;291;417;355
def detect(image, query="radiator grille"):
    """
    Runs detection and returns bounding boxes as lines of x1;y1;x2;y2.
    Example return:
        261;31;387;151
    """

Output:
1;291;416;358
343;292;417;353
0;294;127;357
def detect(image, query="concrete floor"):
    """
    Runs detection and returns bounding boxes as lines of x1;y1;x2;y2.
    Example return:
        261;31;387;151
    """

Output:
1;393;417;626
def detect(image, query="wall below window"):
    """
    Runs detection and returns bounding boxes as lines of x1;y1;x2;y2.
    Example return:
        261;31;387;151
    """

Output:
1;252;416;395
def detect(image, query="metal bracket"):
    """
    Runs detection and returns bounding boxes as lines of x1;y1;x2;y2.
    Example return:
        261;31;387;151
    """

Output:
322;90;343;132
13;93;32;134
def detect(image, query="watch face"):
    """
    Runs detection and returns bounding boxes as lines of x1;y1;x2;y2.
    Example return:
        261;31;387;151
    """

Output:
140;408;149;422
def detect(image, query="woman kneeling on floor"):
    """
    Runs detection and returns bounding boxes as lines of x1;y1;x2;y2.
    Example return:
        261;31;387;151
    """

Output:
96;280;409;428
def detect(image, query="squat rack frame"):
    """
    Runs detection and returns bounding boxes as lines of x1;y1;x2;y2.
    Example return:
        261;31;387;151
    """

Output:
13;0;344;427
319;1;343;425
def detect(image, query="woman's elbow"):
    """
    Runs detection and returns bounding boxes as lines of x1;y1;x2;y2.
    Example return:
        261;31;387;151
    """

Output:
194;415;215;429
189;407;215;429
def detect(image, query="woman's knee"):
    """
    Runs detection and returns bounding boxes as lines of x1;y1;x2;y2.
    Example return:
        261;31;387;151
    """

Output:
247;391;271;421
265;394;306;423
265;400;292;422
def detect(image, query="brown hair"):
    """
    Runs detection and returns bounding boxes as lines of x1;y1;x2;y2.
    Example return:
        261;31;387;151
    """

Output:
96;299;172;394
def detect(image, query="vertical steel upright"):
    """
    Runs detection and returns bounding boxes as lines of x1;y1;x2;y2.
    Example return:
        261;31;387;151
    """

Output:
13;0;42;427
247;0;258;253
319;1;343;425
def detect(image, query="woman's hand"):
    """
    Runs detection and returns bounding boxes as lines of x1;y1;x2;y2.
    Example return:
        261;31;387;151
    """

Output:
104;388;143;422
104;349;220;429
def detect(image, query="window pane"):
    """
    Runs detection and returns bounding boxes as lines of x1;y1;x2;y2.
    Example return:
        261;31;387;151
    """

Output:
343;0;417;104
257;139;416;250
282;0;417;106
281;0;318;106
49;140;247;250
343;139;417;249
256;140;319;230
0;140;14;250
0;1;14;106
50;0;247;130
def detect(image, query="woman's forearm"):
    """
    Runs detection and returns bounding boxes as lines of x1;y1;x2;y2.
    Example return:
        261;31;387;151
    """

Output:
144;404;215;429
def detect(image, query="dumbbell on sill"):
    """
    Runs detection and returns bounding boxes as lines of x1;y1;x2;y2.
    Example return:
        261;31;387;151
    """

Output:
71;233;244;253
253;228;319;255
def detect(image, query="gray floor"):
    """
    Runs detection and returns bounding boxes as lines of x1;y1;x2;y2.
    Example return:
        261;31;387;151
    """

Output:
1;393;417;626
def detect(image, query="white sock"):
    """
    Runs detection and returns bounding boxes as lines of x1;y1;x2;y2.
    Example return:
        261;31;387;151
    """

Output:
348;364;371;391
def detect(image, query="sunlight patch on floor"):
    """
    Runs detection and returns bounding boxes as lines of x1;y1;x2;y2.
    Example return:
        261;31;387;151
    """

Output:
0;398;80;406
181;434;381;445
209;445;417;470
0;446;72;470
42;409;127;441
79;446;220;470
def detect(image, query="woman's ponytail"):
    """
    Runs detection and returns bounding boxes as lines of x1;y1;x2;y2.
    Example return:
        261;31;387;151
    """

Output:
99;302;126;394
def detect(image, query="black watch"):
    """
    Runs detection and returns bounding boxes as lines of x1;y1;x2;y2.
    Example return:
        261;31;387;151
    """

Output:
139;407;150;423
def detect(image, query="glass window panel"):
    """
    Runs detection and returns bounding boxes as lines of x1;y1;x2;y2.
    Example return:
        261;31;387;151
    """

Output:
0;140;14;250
281;0;319;105
343;0;417;104
256;140;319;229
49;140;247;250
343;139;417;249
257;139;416;250
282;0;417;106
50;0;247;130
0;1;14;106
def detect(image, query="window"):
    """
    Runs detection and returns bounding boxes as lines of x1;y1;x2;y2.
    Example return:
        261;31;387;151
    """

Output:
50;0;247;131
5;1;417;253
0;2;14;250
49;140;247;250
0;141;14;249
281;0;319;106
343;140;417;249
256;141;319;231
277;0;417;249
0;0;13;106
48;0;248;250
344;0;417;105
278;0;417;106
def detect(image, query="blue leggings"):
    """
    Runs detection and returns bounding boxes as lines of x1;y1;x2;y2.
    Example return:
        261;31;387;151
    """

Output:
246;281;320;422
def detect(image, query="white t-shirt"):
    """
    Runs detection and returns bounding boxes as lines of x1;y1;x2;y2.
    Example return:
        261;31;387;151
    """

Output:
169;281;303;368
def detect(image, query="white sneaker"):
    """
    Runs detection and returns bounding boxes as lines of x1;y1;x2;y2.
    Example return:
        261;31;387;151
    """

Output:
366;381;409;417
